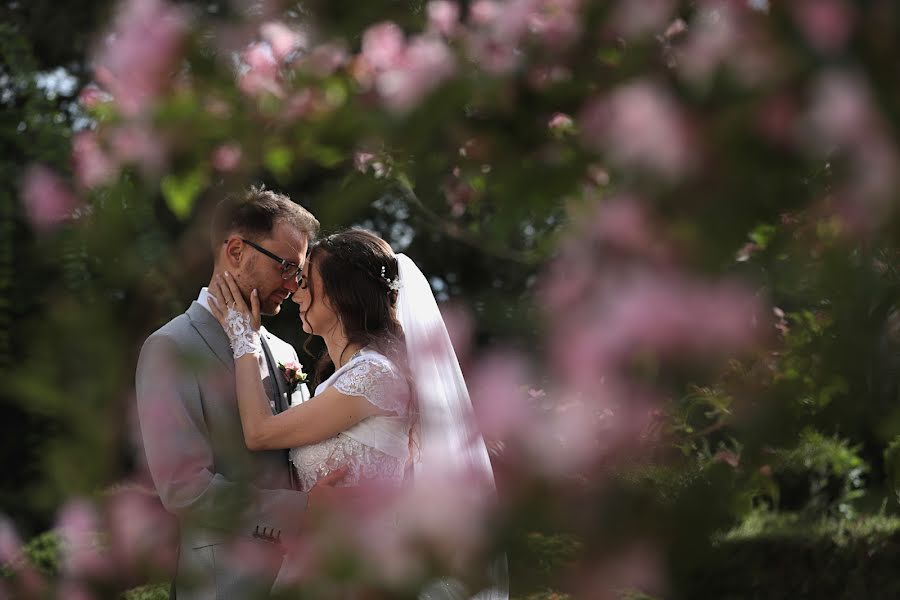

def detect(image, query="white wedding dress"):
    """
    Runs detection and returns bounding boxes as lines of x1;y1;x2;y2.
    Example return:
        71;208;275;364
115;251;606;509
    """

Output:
289;346;412;490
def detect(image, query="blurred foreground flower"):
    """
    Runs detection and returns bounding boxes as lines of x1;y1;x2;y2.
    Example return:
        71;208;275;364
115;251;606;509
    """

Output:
91;0;189;116
20;165;81;231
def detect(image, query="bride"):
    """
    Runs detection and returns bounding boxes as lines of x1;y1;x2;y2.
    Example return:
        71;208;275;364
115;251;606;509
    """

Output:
208;228;507;598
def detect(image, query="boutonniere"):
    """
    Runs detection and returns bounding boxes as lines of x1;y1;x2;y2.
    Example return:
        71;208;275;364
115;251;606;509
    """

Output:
278;361;307;393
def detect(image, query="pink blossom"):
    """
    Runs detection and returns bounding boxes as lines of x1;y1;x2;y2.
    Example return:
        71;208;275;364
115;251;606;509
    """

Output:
72;130;117;189
0;517;21;564
260;21;307;62
78;85;112;109
238;42;284;98
804;70;878;150
354;151;376;173
427;1;460;36
468;352;532;441
527;0;582;51
664;18;688;39
110;123;166;175
548;112;574;134
297;42;349;77
611;0;676;38
470;0;501;26
792;0;855;53
677;3;740;84
57;580;96;600
57;499;111;579
714;449;740;468
575;541;665;600
91;0;189;116
465;33;520;74
211;143;242;172
20;165;80;231
580;80;695;179
107;489;178;574
558;274;764;380
362;22;406;70
527;63;572;89
375;35;456;113
589;196;672;264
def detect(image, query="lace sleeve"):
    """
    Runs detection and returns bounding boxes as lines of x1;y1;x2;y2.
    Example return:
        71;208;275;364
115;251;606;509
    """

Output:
333;357;409;416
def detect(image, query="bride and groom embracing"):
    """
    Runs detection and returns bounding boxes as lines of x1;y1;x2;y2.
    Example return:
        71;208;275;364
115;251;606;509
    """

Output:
135;186;506;599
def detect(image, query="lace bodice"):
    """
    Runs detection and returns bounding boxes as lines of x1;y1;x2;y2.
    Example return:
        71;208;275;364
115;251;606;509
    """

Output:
289;349;412;491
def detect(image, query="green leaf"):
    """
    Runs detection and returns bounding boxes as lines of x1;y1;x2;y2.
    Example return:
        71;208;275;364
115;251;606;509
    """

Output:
161;168;207;220
264;146;293;178
749;223;777;248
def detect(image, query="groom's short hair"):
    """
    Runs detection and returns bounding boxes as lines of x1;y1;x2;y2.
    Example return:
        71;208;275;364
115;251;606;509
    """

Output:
210;186;319;254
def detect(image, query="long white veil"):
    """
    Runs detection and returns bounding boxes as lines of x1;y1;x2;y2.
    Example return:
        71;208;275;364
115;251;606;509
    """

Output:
395;253;508;600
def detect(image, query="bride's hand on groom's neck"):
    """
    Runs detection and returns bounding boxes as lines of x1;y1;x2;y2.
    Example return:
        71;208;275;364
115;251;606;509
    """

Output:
209;272;261;331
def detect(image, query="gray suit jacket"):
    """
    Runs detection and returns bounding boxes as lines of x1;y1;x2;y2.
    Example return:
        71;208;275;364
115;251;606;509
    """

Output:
136;302;307;599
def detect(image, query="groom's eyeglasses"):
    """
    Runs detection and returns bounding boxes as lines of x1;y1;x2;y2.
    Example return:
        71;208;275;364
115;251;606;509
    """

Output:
238;238;302;283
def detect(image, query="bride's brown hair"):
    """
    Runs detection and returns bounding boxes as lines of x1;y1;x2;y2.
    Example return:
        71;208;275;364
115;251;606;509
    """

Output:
303;228;406;385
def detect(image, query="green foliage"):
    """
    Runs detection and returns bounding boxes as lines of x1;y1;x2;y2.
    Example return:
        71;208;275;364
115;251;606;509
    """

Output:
685;512;900;599
1;531;59;578
768;430;869;517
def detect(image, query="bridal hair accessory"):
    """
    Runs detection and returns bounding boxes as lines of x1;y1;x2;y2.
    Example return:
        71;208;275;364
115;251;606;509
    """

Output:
224;307;262;359
381;265;401;292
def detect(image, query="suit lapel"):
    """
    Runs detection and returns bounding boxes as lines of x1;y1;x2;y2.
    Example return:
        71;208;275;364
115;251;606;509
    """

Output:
186;302;234;371
260;331;289;413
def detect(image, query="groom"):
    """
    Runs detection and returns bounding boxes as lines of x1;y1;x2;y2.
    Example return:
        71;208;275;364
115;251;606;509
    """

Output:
136;187;332;599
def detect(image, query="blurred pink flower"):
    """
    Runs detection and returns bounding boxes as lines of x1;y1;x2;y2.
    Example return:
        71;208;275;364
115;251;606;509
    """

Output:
427;1;460;37
802;70;899;233
72;130;118;189
465;33;520;74
664;18;688;39
548;112;574;135
527;0;582;51
804;70;878;150
792;0;855;53
560;274;764;377
57;499;111;579
676;2;739;84
675;1;775;88
468;352;532;441
57;580;96;600
91;0;189;116
589;196;673;264
260;21;307;62
110;123;167;175
470;0;502;26
362;22;407;70
211;143;243;172
296;42;349;77
20;165;81;231
714;449;740;468
0;516;21;565
580;80;695;179
375;35;457;113
575;541;665;600
611;0;676;38
238;42;284;98
0;515;47;596
354;151;376;173
78;85;113;109
107;489;178;574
